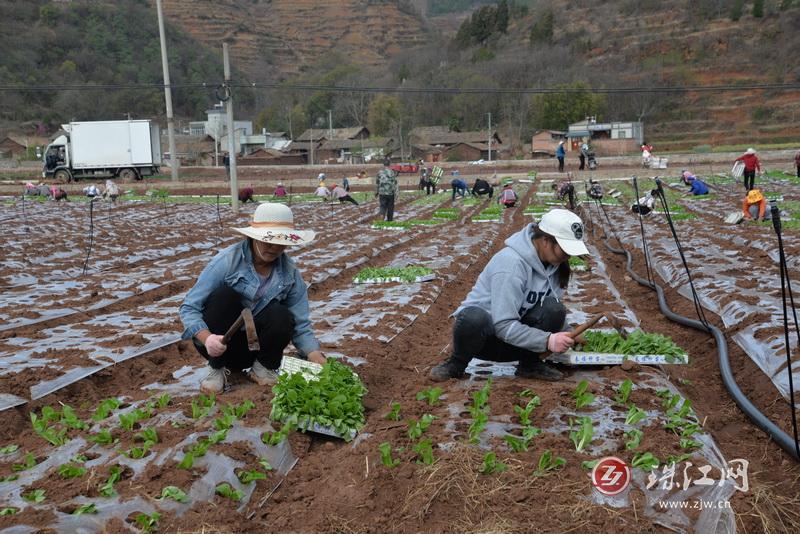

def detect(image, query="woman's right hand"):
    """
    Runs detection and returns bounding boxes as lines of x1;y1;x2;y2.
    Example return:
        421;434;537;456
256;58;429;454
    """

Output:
547;332;574;354
204;334;227;357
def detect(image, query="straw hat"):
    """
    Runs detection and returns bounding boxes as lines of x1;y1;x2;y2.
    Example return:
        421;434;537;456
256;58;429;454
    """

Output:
745;148;756;155
232;203;315;246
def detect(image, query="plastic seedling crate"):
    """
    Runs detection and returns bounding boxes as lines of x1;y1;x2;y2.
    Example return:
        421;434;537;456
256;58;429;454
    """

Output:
353;273;436;284
545;350;688;365
277;357;358;440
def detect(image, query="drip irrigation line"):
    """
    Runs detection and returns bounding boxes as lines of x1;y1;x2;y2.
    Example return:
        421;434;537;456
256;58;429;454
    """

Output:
595;215;800;461
631;176;654;286
81;198;95;277
21;194;28;233
769;201;800;459
653;179;711;332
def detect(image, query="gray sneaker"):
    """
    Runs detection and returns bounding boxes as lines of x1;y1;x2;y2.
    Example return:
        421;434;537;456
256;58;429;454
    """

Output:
200;366;229;394
429;358;467;382
248;360;279;386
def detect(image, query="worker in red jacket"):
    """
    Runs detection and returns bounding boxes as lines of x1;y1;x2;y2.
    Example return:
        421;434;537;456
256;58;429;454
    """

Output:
734;148;761;192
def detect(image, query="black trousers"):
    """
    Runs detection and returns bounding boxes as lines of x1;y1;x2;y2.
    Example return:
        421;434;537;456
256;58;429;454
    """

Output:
743;169;756;191
338;195;359;205
378;194;395;221
451;297;566;367
579;154;585;170
193;285;294;370
425;183;436;195
557;157;565;172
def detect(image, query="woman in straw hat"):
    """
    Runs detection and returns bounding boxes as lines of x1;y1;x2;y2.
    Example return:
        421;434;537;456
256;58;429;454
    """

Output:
179;203;325;394
734;148;761;192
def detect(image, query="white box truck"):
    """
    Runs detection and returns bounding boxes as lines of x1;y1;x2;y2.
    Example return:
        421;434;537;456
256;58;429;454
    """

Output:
42;120;162;182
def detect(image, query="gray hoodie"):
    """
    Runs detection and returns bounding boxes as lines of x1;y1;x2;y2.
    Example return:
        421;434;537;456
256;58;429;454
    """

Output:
454;223;568;352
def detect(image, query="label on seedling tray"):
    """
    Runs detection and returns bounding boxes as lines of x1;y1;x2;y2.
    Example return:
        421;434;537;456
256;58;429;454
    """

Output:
472;218;501;223
370;225;406;230
546;351;689;365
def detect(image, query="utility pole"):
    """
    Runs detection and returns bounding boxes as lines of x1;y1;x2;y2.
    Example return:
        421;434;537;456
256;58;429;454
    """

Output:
156;0;179;181
328;110;333;137
487;112;492;164
309;128;314;166
223;43;238;214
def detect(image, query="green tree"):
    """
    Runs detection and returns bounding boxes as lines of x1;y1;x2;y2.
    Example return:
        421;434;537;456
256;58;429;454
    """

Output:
367;95;404;136
753;0;764;17
532;83;605;130
495;0;509;33
730;0;744;20
530;9;554;45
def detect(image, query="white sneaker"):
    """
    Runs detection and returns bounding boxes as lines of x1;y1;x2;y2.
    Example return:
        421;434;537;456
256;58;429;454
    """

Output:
248;360;279;386
200;366;229;394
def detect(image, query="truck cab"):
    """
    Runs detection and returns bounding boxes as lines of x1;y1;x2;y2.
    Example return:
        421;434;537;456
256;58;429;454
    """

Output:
42;135;71;181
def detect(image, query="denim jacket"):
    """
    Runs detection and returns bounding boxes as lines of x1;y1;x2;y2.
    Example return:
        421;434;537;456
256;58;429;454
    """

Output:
179;240;320;355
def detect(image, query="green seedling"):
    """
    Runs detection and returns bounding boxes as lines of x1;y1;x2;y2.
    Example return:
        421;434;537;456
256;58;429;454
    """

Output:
214;413;236;431
135;511;161;533
518;389;536;398
30;411;68;447
259;458;273;471
71;454;87;463
472;379;492;410
407;414;437;440
118;413;138;432
665;453;692;465
22;489;46;503
412;439;435;465
514;396;541;426
625;405;647;426
208;429;228;445
124;444;151;460
572;380;595;409
569;416;594;452
155;393;172;409
12;452;37;472
534;450;566;476
215;483;244;501
631;452;660;471
136;427;158;444
467;409;489;444
0;507;18;515
191;394;216;419
177;453;195;470
0;474;19;482
522;426;542;441
60;404;88;430
581;459;600;470
58;464;87;478
88;429;117;446
261;423;294;446
238;469;268;484
378;442;401;468
353;266;435;283
503;434;529;453
625;429;643;451
614;379;633;405
679;438;702;450
416;387;444;406
580;330;687;362
385;402;402;421
99;465;122;497
158;486;188;503
0;444;19;455
480;452;507;474
72;503;98;515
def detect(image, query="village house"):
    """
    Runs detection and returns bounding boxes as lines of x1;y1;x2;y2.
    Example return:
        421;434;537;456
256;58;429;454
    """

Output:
566;118;644;155
408;126;502;162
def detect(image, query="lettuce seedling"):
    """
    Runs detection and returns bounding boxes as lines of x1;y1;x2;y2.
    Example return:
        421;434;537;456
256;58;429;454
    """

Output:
0;474;19;482
467;410;489;444
534;450;566;476
378;442;400;468
665;453;692;465
0;444;19;455
581;459;600;470
88;429;116;446
572;381;595;409
158;486;188;503
480;452;507;474
191;394;216;419
177;453;195;470
614;379;633;405
514;396;541;426
238;469;268;484
679;438;702;450
92;398;122;421
155;393;171;409
72;503;97;515
12;452;37;472
569;417;594;452
22;489;45;503
406;414;437;440
259;458;273;471
99;466;122;497
625;405;647;426
415;387;444;406
625;429;643;450
0;508;18;516
135;511;161;533
385;402;402;421
503;434;529;453
215;483;244;501
136;427;158;444
58;463;87;478
412;439;435;465
631;451;660;471
60;405;88;431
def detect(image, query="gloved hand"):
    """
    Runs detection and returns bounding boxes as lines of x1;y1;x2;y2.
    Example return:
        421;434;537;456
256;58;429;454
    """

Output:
204;334;227;358
547;332;574;354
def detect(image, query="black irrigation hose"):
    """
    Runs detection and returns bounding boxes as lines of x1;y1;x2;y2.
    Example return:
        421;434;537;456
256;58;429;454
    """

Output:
588;206;800;462
81;198;95;277
769;202;800;459
631;177;654;286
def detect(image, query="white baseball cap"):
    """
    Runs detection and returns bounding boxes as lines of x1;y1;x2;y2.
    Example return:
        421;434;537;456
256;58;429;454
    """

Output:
538;209;590;257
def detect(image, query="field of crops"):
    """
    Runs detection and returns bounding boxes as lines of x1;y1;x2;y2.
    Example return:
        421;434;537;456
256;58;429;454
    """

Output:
0;169;799;533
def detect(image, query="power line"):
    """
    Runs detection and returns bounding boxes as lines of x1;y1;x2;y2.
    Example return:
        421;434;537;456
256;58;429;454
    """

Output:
2;81;800;95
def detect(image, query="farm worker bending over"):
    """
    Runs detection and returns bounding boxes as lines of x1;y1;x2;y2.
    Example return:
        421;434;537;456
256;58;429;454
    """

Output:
331;184;359;205
734;148;761;192
631;190;657;216
684;175;709;196
103;180;120;202
742;188;767;222
179;203;326;394
376;159;398;221
499;183;517;208
238;186;255;203
430;209;589;382
314;184;331;199
83;184;100;198
681;170;697;185
451;178;468;200
273;182;287;198
472;178;493;198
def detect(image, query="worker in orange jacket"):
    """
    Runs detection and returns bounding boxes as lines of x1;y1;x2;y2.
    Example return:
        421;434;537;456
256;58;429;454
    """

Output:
742;188;767;221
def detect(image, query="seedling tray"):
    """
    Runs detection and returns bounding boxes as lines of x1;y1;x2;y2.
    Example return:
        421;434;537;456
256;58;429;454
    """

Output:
276;357;359;440
370;224;406;230
545;350;688;365
353;273;436;284
471;218;501;223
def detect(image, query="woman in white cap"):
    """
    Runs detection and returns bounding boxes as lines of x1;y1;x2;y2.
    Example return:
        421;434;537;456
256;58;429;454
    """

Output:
734;148;761;192
179;203;325;394
430;208;589;382
556;140;566;172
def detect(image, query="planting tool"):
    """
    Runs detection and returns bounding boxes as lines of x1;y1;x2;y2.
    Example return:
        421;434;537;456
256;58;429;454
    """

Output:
568;313;606;339
222;308;260;351
603;313;629;339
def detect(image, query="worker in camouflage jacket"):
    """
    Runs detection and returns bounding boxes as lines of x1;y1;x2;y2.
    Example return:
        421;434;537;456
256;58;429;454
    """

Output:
376;160;398;221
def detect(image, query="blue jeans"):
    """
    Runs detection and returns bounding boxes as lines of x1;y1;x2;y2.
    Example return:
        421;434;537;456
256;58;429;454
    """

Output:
451;297;566;367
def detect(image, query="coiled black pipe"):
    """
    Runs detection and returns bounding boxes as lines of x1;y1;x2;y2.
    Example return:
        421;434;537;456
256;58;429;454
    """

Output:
600;232;800;461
